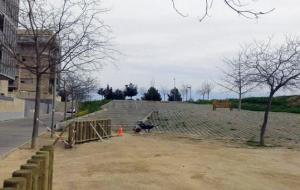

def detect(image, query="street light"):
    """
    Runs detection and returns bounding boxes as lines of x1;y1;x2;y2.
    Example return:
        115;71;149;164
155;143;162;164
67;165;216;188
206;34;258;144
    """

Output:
187;86;192;101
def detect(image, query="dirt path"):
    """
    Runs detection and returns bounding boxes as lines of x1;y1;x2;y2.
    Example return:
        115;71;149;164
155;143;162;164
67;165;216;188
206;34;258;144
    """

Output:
53;134;300;190
1;134;300;190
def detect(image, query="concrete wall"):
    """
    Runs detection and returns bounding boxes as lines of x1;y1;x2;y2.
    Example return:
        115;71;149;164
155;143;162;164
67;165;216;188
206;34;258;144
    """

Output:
55;101;72;112
0;80;8;96
24;99;52;117
0;97;52;121
0;97;25;121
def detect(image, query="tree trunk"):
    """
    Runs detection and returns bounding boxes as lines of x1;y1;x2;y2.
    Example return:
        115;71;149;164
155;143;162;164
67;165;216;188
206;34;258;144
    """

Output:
71;92;74;118
31;75;41;148
238;92;242;111
64;99;67;120
259;92;274;146
63;81;67;120
50;73;56;138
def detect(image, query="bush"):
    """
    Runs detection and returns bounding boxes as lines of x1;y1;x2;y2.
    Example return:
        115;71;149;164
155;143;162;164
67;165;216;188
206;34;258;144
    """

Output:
76;110;89;117
192;100;213;104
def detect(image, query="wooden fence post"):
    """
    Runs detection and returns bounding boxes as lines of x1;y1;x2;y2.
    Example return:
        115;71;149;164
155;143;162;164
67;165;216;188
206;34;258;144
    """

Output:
74;122;78;143
80;121;88;142
27;159;42;190
85;121;89;141
3;177;26;190
20;164;39;190
79;121;82;142
36;151;49;190
1;146;54;190
68;123;75;146
12;170;32;190
108;120;112;136
32;153;48;190
40;146;54;190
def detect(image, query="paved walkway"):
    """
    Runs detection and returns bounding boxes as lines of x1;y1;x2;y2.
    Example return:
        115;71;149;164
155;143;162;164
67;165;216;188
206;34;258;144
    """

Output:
0;113;63;157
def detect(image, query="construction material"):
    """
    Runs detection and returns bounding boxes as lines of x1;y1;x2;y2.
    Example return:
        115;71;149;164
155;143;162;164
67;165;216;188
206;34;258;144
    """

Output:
90;123;103;141
67;119;111;145
117;128;124;136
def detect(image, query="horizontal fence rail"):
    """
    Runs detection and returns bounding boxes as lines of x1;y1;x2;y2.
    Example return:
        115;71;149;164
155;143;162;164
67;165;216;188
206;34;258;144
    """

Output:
68;120;112;145
1;146;54;190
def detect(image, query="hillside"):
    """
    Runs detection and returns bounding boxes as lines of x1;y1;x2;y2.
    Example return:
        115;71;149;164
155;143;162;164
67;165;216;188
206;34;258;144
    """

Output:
193;96;300;114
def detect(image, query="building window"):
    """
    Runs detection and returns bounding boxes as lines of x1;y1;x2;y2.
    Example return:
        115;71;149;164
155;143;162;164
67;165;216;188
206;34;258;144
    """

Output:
20;78;33;84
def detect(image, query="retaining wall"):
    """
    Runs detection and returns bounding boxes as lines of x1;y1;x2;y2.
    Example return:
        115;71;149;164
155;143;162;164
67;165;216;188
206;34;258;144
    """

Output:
0;97;25;121
0;98;52;121
24;100;52;117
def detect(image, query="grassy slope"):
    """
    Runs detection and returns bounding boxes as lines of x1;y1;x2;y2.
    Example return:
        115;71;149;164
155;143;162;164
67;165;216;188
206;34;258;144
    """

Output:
192;96;300;114
77;100;111;117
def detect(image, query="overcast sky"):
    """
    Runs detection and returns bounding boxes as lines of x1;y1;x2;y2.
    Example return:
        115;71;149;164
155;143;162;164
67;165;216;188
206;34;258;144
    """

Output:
93;0;300;99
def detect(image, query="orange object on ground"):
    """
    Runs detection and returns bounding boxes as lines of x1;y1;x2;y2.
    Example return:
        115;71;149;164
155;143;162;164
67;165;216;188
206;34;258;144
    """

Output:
117;127;124;136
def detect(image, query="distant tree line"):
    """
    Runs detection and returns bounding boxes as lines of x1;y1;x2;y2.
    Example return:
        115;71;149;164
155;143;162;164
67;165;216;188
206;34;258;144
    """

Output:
98;84;186;102
98;83;138;100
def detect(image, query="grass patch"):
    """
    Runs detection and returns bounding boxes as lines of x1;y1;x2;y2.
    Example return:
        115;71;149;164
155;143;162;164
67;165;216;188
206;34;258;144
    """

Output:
77;100;111;117
245;138;281;148
191;96;300;114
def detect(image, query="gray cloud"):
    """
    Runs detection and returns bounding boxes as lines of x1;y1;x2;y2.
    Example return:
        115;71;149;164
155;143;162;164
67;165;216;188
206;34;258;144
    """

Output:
96;0;300;99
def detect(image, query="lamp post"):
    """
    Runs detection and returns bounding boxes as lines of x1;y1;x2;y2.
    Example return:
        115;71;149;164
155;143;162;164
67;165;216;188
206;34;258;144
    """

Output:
187;86;192;101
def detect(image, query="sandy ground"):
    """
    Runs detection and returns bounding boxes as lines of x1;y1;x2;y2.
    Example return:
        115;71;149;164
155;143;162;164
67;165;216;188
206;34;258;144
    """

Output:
1;134;300;190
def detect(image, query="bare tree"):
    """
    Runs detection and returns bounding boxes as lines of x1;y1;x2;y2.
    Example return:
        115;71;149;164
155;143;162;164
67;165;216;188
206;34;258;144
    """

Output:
203;81;214;100
171;0;274;21
60;73;96;119
180;84;189;102
0;0;112;148
219;50;256;110
197;88;206;100
160;86;168;101
246;37;300;146
197;86;206;100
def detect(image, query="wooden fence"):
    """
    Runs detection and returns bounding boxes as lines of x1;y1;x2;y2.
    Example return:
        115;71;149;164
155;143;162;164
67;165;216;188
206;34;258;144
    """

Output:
1;145;54;190
68;119;111;145
212;100;233;111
